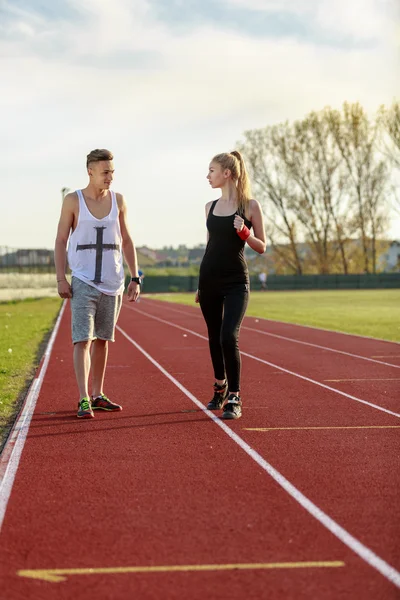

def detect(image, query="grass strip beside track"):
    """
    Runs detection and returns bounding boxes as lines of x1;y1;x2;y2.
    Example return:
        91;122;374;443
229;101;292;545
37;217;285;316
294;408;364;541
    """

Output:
147;290;400;342
0;297;62;450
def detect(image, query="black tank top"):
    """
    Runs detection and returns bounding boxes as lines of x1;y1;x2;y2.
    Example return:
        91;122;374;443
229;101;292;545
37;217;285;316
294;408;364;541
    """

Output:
198;199;252;288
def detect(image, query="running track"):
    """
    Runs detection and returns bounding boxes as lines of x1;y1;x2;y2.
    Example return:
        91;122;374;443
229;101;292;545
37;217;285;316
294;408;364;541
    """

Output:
0;296;399;599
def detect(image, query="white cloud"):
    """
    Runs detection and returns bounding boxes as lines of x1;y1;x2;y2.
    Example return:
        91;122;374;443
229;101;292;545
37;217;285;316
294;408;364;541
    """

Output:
223;0;398;41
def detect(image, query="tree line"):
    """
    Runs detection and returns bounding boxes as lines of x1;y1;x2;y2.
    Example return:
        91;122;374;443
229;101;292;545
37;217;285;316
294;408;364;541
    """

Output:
239;101;400;274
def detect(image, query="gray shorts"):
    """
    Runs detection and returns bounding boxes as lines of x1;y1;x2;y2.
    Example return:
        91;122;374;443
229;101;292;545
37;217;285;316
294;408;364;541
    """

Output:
70;277;123;344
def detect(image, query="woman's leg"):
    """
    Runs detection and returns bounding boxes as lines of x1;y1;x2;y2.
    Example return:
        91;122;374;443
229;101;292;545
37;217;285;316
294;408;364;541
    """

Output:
199;288;225;382
221;285;249;394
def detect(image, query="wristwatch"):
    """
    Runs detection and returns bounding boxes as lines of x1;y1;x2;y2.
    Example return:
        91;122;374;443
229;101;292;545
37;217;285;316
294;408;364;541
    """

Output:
131;276;142;285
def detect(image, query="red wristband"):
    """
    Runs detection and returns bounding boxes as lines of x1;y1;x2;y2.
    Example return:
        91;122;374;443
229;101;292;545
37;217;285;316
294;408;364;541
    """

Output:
237;225;251;241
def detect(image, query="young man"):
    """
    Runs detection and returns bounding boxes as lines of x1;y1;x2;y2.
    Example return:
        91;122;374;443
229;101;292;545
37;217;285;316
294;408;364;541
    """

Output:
55;148;142;418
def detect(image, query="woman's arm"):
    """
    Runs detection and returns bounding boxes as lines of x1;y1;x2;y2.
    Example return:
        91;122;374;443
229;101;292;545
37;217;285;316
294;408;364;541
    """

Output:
247;200;266;254
234;200;266;254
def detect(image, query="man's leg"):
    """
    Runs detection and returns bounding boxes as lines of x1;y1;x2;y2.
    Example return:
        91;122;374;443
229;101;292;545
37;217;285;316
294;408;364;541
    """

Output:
73;340;92;399
91;338;108;398
70;278;98;418
90;292;123;411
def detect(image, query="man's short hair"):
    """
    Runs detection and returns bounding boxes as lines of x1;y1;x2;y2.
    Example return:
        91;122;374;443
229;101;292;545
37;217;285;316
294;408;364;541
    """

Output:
86;149;114;169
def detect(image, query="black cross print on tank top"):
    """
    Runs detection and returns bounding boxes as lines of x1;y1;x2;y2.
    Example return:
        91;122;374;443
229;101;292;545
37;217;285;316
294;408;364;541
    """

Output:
76;226;120;284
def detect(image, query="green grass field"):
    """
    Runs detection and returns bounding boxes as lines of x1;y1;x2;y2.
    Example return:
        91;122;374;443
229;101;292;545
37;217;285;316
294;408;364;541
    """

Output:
148;289;400;342
0;297;62;449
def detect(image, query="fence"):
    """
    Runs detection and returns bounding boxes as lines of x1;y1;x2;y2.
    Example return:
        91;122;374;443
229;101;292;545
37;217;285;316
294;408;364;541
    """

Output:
125;275;198;293
125;273;400;293
257;273;400;290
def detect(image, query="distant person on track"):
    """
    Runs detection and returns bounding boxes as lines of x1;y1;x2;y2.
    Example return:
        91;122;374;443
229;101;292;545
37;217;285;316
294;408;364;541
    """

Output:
195;151;266;419
259;271;267;291
54;148;142;419
136;268;144;302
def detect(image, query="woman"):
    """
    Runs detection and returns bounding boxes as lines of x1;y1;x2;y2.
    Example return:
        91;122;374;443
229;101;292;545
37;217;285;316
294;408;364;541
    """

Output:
196;151;266;419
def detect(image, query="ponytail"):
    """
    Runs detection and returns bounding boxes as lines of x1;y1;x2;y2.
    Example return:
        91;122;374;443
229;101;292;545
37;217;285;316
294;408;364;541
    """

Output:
230;150;252;218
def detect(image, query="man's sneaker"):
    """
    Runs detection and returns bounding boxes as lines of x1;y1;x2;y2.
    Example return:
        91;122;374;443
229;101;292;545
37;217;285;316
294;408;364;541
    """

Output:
221;394;242;420
91;394;122;411
77;397;94;419
207;382;228;410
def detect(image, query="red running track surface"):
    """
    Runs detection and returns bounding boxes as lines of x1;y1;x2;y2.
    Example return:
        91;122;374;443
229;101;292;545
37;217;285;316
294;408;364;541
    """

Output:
0;297;399;599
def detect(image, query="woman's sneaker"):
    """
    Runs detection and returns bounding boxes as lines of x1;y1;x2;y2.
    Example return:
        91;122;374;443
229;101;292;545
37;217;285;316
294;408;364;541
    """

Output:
207;382;228;410
91;394;122;411
77;397;94;419
221;394;242;420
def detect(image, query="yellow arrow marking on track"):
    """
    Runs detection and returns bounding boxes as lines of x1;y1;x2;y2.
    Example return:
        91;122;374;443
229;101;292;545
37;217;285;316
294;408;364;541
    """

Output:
324;378;400;382
371;356;400;358
18;561;345;583
245;426;400;431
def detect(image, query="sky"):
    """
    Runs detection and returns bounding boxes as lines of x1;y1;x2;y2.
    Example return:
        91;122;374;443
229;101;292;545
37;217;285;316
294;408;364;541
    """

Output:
1;0;399;250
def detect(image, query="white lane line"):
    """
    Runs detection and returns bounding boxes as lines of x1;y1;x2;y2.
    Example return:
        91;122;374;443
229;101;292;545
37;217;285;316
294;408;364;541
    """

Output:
139;299;400;370
142;297;400;345
144;296;399;347
116;324;400;590
124;306;400;419
242;327;400;370
0;301;66;532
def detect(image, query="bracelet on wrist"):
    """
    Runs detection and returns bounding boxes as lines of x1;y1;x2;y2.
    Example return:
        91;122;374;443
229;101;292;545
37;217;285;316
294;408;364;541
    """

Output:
237;225;251;241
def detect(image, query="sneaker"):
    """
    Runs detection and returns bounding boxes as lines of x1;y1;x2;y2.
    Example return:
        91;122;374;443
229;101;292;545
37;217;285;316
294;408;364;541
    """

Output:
91;394;122;411
221;394;242;420
77;397;94;419
207;382;228;410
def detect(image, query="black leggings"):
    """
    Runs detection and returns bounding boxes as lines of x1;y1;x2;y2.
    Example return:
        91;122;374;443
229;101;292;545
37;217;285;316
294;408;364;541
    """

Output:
199;283;249;392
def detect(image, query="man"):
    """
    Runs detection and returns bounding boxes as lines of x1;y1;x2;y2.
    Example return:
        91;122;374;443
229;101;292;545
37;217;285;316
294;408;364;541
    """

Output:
258;271;267;291
55;148;141;418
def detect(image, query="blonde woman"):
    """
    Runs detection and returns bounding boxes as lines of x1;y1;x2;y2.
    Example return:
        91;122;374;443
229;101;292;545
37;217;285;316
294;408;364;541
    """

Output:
196;151;266;419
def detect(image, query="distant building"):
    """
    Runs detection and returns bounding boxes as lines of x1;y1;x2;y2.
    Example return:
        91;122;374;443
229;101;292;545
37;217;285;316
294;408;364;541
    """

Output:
0;249;54;266
188;246;205;264
137;246;159;261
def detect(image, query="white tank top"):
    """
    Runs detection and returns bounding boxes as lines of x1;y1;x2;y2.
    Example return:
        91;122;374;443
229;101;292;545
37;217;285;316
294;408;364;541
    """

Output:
67;190;124;296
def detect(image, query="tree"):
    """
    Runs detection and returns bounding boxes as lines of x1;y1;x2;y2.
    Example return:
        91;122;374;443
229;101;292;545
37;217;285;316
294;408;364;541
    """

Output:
378;101;400;215
379;100;400;168
239;126;304;274
61;187;70;202
274;109;353;274
328;103;391;273
240;109;353;274
239;102;394;274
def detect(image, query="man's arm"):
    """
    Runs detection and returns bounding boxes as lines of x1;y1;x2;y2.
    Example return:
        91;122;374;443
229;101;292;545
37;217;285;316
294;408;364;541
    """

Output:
117;194;140;302
54;193;75;298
